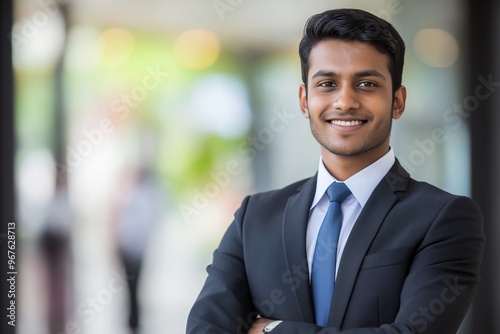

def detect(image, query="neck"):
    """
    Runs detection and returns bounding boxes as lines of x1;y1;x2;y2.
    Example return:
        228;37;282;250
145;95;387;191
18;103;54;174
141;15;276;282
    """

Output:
321;144;390;181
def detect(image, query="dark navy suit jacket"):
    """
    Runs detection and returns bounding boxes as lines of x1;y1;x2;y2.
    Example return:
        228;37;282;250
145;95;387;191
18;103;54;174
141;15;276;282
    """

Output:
187;161;485;333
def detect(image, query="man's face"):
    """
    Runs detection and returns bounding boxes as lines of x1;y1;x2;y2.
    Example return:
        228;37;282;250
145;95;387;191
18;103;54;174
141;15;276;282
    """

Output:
299;40;406;163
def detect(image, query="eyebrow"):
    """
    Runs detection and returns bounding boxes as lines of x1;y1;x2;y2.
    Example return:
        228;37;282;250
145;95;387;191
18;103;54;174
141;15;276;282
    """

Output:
311;69;387;81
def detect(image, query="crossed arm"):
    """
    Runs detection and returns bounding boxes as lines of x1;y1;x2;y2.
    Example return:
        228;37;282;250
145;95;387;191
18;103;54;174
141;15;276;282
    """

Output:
187;196;485;334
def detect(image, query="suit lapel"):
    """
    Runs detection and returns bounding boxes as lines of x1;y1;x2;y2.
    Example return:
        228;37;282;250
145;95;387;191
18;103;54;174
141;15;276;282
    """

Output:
282;175;317;323
329;160;410;327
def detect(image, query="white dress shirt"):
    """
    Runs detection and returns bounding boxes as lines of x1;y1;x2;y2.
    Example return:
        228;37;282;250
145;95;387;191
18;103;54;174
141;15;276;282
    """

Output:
306;148;395;280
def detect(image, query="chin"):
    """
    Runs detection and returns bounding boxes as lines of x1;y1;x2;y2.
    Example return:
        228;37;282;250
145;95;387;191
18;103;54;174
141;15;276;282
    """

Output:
321;143;361;156
324;142;385;158
328;148;366;157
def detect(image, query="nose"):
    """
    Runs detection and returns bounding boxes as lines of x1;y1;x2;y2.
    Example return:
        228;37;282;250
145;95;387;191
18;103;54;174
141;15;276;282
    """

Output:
332;86;360;112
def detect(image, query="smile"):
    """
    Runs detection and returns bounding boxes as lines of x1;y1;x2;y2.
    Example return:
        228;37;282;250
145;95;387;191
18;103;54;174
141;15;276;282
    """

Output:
329;120;365;126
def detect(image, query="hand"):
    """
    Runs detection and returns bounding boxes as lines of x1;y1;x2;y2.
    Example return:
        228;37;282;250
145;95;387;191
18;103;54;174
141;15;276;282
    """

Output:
248;317;274;334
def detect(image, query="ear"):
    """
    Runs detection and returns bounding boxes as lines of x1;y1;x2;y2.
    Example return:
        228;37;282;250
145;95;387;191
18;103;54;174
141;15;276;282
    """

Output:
392;85;406;119
299;84;309;118
392;85;407;119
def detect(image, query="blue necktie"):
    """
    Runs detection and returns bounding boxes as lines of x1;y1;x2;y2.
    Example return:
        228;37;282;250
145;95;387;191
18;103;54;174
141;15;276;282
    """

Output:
312;182;351;327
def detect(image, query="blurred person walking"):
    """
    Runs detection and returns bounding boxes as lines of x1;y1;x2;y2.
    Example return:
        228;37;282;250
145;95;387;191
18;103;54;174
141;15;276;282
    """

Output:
113;166;162;334
39;182;74;333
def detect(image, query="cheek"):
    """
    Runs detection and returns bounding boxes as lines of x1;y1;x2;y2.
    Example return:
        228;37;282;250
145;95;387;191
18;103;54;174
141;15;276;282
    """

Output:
363;97;392;118
307;96;329;115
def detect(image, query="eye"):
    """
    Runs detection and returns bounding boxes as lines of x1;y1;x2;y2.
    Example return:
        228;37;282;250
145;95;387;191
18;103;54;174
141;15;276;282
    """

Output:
358;81;377;88
318;81;336;87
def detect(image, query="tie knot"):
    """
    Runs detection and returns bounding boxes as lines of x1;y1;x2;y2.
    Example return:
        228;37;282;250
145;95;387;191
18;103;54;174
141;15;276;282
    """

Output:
326;182;351;204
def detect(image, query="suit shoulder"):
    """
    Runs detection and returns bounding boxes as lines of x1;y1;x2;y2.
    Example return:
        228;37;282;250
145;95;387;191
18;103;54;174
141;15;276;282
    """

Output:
407;178;459;197
405;178;480;210
249;177;312;201
240;177;313;212
387;161;479;208
231;177;314;229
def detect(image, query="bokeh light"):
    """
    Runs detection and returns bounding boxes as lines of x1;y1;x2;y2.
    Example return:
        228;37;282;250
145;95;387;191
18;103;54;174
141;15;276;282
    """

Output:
173;29;220;70
412;28;459;68
187;74;252;138
98;28;136;68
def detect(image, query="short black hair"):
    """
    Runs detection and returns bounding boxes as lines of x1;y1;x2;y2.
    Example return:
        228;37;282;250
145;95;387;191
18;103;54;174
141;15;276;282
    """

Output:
299;8;405;94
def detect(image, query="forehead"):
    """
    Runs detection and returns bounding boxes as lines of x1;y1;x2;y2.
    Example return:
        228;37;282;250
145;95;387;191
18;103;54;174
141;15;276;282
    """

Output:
308;40;391;79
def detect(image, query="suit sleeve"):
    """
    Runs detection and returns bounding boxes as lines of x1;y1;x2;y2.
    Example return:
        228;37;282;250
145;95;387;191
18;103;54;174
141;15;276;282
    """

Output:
271;196;485;334
186;196;257;334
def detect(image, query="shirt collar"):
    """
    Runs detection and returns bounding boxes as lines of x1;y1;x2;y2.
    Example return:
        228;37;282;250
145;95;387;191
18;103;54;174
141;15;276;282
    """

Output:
311;148;395;209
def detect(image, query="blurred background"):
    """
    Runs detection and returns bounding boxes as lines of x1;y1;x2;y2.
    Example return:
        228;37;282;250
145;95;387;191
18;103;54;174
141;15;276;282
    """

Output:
1;0;500;333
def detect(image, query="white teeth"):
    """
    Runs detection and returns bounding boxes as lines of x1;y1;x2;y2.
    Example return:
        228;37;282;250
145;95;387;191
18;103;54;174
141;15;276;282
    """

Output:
330;120;363;126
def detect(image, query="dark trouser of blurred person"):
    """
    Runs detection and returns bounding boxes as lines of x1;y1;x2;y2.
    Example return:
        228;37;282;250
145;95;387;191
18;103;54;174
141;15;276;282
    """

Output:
40;230;72;333
121;251;143;334
114;167;161;333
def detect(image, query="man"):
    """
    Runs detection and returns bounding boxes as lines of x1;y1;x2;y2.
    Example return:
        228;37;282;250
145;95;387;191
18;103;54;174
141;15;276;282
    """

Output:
186;8;485;334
